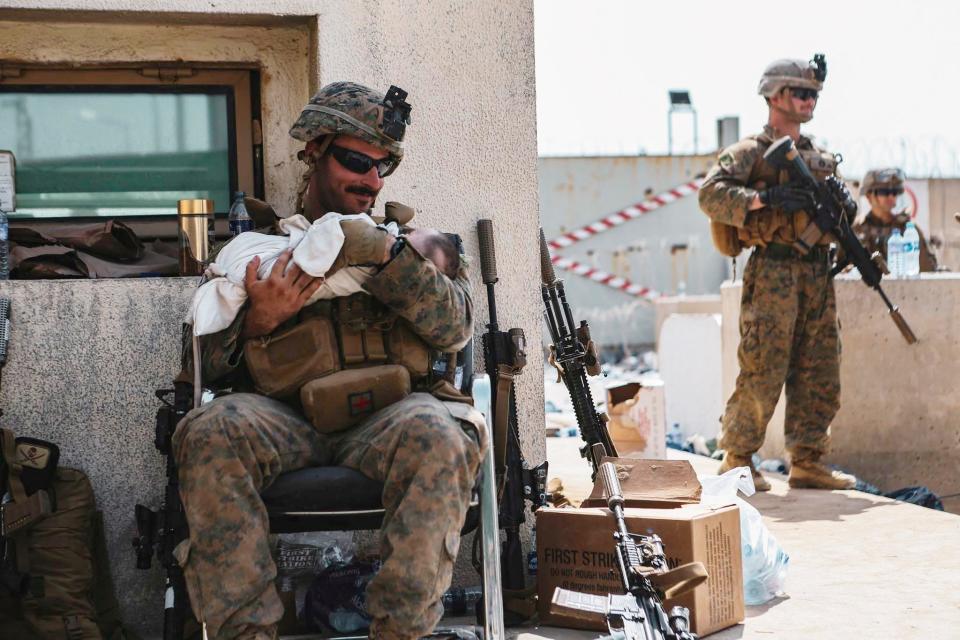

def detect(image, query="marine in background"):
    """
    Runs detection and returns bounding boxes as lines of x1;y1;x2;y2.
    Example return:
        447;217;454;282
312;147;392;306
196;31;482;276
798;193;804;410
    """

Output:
854;168;938;272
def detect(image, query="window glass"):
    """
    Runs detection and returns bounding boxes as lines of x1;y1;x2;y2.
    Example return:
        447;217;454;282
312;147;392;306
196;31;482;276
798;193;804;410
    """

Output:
0;90;232;218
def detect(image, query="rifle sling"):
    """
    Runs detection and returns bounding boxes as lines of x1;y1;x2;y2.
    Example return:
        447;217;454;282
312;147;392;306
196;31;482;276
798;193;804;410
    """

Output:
494;364;516;474
651;561;708;600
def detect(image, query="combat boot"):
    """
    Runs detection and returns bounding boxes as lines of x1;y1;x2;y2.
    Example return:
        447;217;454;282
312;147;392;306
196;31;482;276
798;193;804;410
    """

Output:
788;461;856;490
717;452;771;492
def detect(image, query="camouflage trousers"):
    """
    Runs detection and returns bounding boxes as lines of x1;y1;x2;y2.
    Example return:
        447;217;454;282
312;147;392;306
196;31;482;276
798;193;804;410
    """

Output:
172;391;484;640
719;248;840;462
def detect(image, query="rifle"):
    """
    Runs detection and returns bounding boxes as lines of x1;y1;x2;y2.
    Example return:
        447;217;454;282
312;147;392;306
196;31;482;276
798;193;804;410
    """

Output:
476;220;548;616
551;461;705;640
763;135;917;345
539;228;617;477
133;381;192;640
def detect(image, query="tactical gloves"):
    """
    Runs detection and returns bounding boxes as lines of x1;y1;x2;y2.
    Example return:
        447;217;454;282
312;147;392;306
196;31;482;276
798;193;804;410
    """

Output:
759;184;815;213
339;219;390;266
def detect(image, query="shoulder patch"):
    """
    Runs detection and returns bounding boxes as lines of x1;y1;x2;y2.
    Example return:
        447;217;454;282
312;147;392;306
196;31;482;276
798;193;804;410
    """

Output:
718;153;734;171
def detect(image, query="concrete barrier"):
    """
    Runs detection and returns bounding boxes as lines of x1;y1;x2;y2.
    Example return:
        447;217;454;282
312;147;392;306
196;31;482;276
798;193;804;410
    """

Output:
721;273;960;512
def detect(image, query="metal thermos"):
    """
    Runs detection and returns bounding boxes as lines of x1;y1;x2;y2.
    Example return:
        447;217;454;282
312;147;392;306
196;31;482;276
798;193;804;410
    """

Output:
177;199;214;276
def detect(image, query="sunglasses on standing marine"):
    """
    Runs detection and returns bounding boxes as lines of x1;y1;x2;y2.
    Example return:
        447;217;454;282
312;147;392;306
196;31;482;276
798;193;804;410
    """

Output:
788;87;819;101
328;144;398;178
874;188;903;197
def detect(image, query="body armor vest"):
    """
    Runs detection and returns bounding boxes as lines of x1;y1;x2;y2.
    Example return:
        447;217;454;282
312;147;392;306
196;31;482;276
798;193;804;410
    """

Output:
244;292;437;432
737;133;837;248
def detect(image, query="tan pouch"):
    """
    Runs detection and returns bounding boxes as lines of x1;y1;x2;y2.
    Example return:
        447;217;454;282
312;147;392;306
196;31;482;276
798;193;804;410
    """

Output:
710;220;744;257
387;322;432;378
244;315;340;398
300;364;411;433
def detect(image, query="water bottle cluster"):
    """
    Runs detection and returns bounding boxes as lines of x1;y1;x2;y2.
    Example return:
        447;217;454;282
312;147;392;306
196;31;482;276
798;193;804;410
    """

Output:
886;222;921;278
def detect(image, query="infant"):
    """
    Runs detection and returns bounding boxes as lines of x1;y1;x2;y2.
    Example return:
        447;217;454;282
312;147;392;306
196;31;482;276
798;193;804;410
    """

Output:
188;212;459;336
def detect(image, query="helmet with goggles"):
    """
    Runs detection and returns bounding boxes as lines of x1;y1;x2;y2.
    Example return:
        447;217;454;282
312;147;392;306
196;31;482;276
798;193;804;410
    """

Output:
758;54;826;99
289;82;412;176
861;168;905;195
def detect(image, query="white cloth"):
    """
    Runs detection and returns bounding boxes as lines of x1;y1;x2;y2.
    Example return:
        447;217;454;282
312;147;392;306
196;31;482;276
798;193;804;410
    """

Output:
187;213;397;336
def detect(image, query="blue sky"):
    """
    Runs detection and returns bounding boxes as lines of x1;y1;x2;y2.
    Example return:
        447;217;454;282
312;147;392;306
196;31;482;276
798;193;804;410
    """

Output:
535;0;960;177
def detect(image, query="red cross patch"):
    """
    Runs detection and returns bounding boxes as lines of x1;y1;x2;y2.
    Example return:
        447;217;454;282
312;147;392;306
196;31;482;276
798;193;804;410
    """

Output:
348;390;375;417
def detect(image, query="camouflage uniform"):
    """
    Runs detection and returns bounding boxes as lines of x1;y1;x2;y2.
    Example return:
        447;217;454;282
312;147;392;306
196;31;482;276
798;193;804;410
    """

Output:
173;82;485;640
699;124;840;463
855;212;937;272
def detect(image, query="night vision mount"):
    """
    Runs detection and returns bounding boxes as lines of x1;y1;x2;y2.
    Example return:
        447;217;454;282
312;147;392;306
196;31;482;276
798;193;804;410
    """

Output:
811;53;827;82
382;85;412;142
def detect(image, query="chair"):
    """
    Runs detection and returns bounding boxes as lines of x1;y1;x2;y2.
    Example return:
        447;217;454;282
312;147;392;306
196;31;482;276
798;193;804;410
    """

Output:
258;339;505;639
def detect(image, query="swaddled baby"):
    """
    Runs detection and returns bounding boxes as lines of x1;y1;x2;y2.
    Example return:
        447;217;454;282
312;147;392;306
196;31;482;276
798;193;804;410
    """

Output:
188;212;459;336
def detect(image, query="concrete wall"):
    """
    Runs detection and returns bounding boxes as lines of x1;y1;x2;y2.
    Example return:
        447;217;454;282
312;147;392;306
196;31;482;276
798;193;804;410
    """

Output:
721;275;960;514
0;1;543;634
538;154;718;350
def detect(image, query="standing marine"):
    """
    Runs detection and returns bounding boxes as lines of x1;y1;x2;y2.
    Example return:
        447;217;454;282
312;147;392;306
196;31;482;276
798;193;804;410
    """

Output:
699;55;857;491
173;82;486;639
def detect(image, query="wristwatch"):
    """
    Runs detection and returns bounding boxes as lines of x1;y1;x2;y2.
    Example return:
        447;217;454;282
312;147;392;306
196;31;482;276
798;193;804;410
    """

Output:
388;235;406;261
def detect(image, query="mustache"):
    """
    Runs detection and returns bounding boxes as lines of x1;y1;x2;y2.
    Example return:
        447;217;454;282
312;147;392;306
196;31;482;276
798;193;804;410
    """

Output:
346;186;378;198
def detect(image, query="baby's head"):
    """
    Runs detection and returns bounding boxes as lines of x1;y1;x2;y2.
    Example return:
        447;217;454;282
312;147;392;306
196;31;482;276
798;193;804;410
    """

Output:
405;228;460;279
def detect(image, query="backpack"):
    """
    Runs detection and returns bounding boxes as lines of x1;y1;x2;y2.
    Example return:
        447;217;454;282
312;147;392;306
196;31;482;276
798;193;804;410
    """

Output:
0;427;131;639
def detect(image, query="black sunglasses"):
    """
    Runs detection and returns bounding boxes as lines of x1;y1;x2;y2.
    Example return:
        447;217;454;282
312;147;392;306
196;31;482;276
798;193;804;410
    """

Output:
328;144;397;178
788;87;819;101
874;188;903;197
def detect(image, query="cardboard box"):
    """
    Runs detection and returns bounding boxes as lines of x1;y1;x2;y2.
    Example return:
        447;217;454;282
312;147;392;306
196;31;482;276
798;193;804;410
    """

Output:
536;503;744;637
606;381;666;459
581;458;702;508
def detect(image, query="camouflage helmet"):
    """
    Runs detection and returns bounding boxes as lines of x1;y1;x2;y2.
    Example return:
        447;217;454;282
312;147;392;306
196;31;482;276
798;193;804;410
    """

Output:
758;55;826;98
289;82;412;163
861;168;906;195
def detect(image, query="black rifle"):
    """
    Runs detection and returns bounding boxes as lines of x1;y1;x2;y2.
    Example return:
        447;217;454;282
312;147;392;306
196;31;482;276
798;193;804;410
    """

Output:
133;381;192;640
551;462;702;640
539;229;617;476
476;220;548;615
763;135;917;345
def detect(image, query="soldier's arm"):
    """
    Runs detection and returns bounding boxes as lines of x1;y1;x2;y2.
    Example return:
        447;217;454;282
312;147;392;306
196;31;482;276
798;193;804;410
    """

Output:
698;140;764;228
364;242;473;351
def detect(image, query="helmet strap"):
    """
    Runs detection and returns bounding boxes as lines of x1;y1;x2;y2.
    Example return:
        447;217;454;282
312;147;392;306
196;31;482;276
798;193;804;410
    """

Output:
295;135;335;216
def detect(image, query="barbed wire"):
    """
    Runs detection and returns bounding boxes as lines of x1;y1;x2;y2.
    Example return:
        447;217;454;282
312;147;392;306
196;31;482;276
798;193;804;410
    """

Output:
789;136;960;179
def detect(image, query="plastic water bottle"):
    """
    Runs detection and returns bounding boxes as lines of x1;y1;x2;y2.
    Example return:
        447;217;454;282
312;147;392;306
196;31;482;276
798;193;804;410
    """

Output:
886;228;903;278
666;423;684;450
228;191;253;237
902;222;921;278
0;208;8;279
740;499;790;605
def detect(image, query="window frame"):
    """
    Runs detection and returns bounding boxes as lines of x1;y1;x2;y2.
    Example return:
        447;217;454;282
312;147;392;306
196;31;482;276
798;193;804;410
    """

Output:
0;64;262;238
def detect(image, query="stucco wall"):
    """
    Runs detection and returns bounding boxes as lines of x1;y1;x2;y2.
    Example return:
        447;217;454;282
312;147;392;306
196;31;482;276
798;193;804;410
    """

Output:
0;1;543;635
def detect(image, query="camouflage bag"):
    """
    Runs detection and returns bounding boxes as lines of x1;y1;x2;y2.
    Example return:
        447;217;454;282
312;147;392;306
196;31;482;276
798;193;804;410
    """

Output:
0;428;130;640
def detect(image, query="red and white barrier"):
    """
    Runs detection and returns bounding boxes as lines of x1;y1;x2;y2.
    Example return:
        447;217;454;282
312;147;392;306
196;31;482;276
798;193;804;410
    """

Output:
551;255;661;301
548;178;703;250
